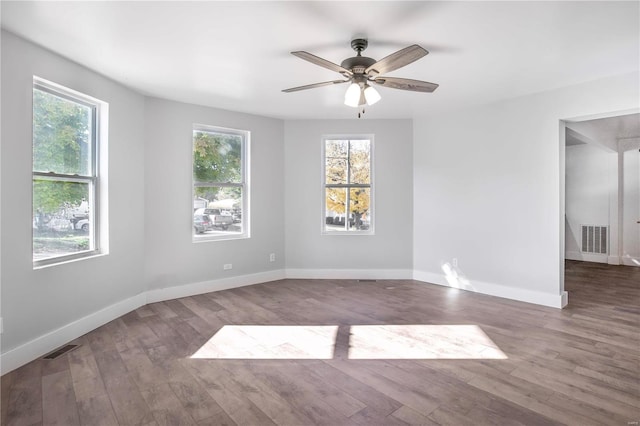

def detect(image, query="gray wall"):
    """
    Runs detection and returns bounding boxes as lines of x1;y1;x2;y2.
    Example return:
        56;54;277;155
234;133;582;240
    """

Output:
143;98;285;290
413;72;639;305
0;33;286;364
1;31;146;352
284;120;413;272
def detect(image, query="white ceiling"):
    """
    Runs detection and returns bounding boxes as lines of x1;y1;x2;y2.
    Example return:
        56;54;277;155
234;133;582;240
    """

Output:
566;113;640;149
1;1;638;120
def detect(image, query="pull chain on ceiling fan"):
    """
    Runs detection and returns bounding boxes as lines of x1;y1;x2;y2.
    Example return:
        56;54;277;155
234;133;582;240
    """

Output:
283;38;439;116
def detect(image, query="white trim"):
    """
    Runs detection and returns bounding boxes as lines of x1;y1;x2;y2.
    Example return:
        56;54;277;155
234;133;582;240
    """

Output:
607;256;622;265
285;268;413;280
0;293;146;375
565;251;608;264
3;266;576;375
1;270;285;375
413;270;568;309
146;269;285;303
621;257;640;267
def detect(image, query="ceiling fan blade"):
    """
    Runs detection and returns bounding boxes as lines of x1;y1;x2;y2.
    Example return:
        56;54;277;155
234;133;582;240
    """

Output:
373;77;439;93
291;51;352;76
365;45;428;77
282;79;350;93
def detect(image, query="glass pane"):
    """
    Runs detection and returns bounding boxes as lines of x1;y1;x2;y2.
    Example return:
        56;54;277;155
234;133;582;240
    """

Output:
326;158;347;184
33;88;92;175
193;186;243;236
33;179;92;261
349;139;370;184
193;131;242;184
325;140;348;184
325;188;347;231
325;187;371;232
350;188;371;230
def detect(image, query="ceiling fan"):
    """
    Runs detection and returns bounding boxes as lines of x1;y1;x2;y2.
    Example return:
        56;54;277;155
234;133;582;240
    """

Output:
282;38;438;114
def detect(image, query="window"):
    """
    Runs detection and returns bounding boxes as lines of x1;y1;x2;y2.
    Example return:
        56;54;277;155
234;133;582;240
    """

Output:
323;136;373;234
192;125;249;241
32;78;106;266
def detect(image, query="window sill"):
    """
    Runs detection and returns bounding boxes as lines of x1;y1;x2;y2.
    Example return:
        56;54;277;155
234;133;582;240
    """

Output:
33;251;107;270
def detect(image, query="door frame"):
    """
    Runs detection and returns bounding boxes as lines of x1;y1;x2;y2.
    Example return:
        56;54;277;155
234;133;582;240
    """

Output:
559;108;640;302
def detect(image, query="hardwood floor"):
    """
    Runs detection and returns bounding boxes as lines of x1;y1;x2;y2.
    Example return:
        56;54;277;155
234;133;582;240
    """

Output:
2;260;639;425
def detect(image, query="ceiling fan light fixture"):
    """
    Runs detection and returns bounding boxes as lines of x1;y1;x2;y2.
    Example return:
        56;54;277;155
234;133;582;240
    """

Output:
364;84;381;105
284;39;437;113
344;82;361;107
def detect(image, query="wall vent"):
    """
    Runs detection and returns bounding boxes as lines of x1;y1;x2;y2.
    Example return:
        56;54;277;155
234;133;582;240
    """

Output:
43;344;80;360
581;225;608;254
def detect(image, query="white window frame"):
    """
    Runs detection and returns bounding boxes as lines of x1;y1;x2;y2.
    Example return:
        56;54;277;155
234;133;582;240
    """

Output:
192;124;250;242
321;135;374;235
32;77;108;268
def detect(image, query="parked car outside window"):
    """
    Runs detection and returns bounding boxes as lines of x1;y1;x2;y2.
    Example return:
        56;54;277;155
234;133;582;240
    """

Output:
194;214;213;234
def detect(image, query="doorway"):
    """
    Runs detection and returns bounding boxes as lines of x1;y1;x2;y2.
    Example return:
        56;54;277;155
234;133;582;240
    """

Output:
621;142;640;265
561;111;640;304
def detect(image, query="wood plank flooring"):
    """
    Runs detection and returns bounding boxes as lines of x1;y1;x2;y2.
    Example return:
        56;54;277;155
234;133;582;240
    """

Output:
2;260;639;425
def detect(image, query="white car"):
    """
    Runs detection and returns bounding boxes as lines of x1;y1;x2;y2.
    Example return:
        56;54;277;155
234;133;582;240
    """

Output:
71;216;90;232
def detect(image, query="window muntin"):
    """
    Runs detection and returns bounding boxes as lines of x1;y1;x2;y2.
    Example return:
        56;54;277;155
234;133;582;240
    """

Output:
323;137;373;234
192;125;249;240
32;79;103;266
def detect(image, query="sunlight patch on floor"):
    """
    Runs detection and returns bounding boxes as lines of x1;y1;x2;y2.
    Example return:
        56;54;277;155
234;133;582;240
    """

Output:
190;325;339;359
348;324;508;359
191;324;507;360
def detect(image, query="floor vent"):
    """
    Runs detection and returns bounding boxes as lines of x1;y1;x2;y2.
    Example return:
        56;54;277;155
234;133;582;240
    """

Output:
43;344;80;360
581;225;608;254
358;279;377;282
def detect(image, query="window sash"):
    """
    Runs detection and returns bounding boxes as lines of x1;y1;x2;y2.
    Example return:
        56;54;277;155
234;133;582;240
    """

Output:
192;125;249;240
32;78;102;267
322;136;373;234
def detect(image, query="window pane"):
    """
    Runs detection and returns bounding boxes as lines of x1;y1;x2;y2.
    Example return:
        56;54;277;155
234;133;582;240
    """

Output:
350;188;371;230
325;188;348;231
349;140;370;184
33;88;92;175
193;131;242;184
33;180;92;261
326;157;347;184
325;140;348;184
324;188;371;232
193;186;243;236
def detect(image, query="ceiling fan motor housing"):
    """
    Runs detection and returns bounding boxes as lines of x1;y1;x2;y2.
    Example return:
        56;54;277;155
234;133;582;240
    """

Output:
341;56;376;75
342;38;375;75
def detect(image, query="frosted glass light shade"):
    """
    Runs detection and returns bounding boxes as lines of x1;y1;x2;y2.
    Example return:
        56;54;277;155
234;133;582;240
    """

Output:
344;83;361;107
364;85;381;105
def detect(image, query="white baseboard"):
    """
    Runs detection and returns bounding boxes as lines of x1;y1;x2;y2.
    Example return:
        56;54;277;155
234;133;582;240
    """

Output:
285;268;413;280
1;270;286;375
146;269;286;303
608;256;621;265
565;251;608;264
621;256;640;267
1;293;147;375
413;270;567;309
1;266;569;375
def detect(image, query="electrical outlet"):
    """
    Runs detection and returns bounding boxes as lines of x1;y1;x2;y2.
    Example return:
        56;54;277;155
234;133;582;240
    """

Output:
452;258;458;268
270;253;276;262
223;263;232;270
